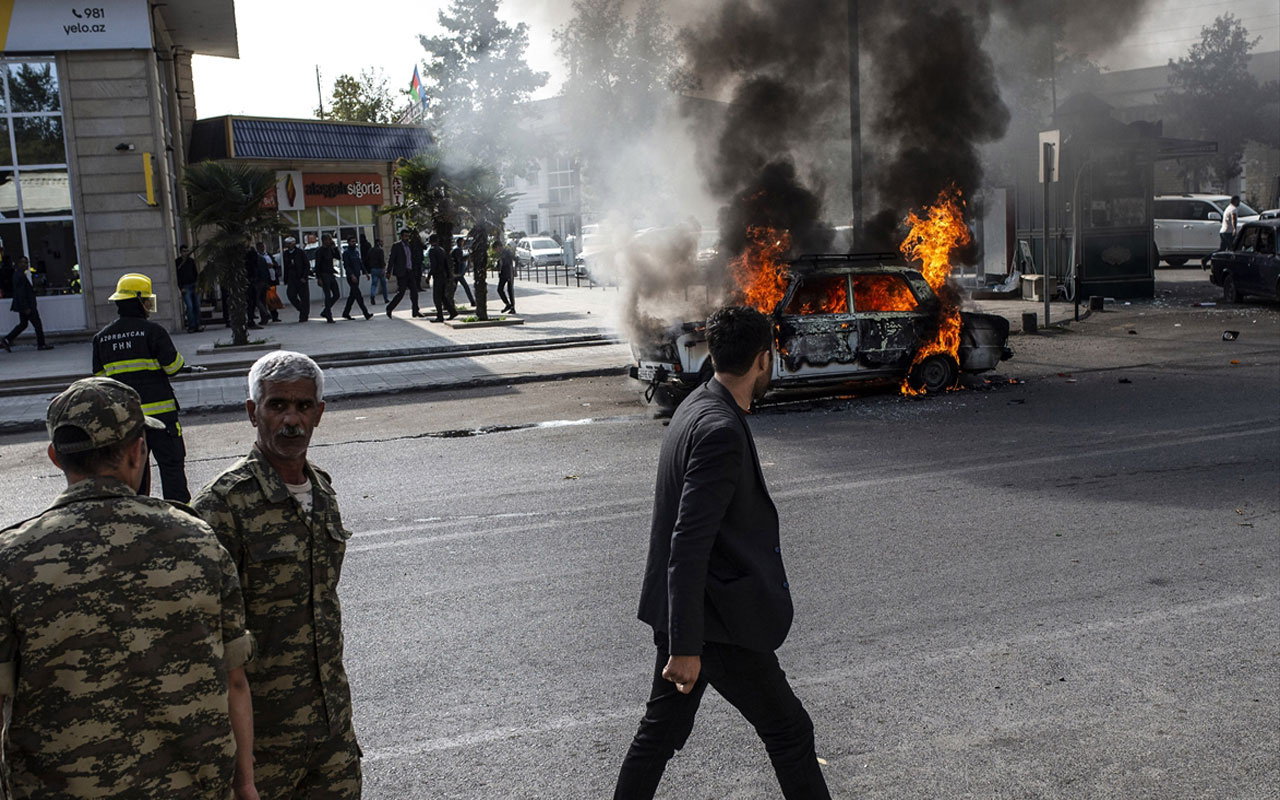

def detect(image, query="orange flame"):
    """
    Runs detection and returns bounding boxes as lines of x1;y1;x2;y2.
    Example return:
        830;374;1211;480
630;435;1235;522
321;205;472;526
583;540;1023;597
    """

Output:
899;185;970;395
731;226;791;313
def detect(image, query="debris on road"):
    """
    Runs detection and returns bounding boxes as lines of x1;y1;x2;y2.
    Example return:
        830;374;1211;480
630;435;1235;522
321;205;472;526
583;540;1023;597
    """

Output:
1223;331;1240;341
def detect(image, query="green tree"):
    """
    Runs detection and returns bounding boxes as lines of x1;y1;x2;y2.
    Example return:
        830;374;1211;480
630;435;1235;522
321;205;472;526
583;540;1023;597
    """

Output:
323;68;399;123
1160;14;1279;190
418;0;549;178
388;153;516;319
181;162;285;345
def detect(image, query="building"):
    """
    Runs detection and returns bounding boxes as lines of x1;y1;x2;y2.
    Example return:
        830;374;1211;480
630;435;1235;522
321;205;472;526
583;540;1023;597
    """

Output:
503;97;582;241
1;0;236;336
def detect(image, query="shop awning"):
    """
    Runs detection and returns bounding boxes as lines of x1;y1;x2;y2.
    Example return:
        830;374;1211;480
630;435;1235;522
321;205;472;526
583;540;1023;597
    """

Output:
189;116;436;163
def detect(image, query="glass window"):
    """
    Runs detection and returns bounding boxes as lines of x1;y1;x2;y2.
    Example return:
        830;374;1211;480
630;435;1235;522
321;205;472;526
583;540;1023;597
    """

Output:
7;63;60;112
17;169;71;217
24;219;77;290
0;171;15;217
852;273;919;312
355;205;374;224
0;120;8;164
14;117;65;165
318;206;339;227
298;207;321;228
784;275;849;315
1238;227;1259;252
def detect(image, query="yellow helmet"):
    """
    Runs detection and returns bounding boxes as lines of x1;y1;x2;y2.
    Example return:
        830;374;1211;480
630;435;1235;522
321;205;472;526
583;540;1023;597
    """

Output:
108;273;156;302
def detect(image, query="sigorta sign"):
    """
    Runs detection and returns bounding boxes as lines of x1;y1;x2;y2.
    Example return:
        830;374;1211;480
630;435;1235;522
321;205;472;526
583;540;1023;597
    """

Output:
268;172;386;210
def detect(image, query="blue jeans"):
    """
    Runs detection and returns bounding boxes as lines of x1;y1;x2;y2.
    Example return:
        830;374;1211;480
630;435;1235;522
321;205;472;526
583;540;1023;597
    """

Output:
181;283;200;330
369;269;387;302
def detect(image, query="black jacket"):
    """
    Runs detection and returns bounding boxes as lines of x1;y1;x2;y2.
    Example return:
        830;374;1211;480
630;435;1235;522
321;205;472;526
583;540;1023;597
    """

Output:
8;268;36;313
314;245;340;280
91;304;184;426
387;239;423;279
175;256;197;287
427;245;449;279
637;378;792;655
281;247;309;285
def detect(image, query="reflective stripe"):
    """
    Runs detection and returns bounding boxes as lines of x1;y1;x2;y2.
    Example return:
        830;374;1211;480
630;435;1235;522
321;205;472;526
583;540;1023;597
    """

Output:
141;399;178;416
163;353;185;375
100;358;161;376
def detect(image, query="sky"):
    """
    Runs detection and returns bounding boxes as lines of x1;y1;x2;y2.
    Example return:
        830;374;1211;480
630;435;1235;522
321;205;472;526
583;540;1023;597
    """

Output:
191;0;1280;121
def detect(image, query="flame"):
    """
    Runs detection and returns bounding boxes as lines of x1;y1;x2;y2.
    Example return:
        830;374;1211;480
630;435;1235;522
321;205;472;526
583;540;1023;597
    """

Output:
731;226;791;313
898;184;970;395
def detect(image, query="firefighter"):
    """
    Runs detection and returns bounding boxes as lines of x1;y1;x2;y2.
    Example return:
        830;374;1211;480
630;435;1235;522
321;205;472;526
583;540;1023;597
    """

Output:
91;273;202;502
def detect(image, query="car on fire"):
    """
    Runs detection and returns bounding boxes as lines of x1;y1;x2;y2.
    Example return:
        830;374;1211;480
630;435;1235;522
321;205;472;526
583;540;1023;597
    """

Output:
629;253;1013;408
1209;219;1280;302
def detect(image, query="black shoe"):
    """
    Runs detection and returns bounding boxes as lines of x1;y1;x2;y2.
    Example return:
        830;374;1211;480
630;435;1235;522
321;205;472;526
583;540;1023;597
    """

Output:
248;323;261;330
342;313;354;320
299;316;308;323
412;312;426;318
323;313;334;323
0;338;9;353
447;312;458;320
272;314;280;322
433;316;444;323
364;312;373;320
37;344;54;351
385;308;394;319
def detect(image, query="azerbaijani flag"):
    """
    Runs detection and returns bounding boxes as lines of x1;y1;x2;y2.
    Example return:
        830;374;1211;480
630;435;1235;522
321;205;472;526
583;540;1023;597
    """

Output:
410;66;424;109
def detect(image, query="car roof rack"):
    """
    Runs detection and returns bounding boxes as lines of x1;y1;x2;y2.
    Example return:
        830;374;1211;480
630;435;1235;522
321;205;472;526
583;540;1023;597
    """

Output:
792;252;902;263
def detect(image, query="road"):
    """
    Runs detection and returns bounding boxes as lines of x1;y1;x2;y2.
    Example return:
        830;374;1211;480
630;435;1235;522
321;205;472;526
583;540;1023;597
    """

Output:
1;283;1277;798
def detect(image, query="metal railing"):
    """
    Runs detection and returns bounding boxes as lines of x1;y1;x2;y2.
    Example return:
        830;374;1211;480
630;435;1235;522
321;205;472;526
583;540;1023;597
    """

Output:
514;262;619;290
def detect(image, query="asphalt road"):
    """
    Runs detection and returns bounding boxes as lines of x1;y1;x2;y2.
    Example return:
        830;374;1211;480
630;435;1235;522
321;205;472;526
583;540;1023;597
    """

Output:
0;280;1276;798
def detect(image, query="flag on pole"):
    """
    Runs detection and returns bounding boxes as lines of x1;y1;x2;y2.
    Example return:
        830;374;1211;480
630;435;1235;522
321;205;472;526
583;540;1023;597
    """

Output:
410;66;424;109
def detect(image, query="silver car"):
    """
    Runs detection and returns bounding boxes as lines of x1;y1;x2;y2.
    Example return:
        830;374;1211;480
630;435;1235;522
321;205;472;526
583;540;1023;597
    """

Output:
1154;194;1260;267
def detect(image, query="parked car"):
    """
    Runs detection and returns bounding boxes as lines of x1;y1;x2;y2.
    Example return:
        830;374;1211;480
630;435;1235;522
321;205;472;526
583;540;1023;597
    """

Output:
1153;194;1260;267
1209;219;1280;302
514;236;564;268
1259;209;1280;220
629;253;1013;409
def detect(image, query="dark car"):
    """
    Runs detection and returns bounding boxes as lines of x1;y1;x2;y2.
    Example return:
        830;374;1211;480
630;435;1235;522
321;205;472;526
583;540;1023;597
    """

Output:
1210;219;1280;302
629;253;1013;408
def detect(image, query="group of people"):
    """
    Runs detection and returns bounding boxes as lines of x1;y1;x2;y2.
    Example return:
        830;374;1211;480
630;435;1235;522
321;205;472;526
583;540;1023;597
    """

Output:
1;266;829;797
2;274;360;797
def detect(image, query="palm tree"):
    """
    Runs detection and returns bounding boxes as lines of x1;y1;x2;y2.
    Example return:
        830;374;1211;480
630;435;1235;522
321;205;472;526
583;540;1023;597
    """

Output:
390;154;517;319
181;162;284;345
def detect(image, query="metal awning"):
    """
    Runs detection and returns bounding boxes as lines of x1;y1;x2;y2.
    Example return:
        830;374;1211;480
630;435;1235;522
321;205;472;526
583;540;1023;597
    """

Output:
157;0;239;58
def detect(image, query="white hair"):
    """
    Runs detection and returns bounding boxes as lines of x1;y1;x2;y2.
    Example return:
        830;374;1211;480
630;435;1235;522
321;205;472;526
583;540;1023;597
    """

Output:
248;351;325;405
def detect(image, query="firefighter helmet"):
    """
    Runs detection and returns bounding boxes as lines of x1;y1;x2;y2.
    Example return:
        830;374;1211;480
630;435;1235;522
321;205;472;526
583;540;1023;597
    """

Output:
108;273;156;302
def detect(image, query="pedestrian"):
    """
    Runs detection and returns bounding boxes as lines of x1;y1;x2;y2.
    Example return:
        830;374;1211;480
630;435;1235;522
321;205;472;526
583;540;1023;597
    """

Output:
612;306;831;800
497;237;517;315
243;242;268;329
427;233;455;322
257;242;280;323
341;234;373;320
1220;194;1241;251
386;228;425;318
451;236;475;306
1;257;53;352
368;238;388;304
91;272;194;502
0;376;256;799
281;236;311;322
176;244;202;332
563;234;577;274
315;234;342;323
192;351;362;799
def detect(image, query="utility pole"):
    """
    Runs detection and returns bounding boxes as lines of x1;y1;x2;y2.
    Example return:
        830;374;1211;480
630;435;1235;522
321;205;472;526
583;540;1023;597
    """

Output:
847;0;863;234
315;65;325;119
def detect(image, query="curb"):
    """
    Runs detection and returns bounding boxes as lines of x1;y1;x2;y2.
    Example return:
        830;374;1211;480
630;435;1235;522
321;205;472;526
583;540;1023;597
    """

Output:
0;364;630;434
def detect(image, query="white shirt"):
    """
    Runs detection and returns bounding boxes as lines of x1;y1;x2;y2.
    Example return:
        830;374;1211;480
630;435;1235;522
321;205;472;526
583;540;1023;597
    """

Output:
285;478;313;515
1221;203;1239;234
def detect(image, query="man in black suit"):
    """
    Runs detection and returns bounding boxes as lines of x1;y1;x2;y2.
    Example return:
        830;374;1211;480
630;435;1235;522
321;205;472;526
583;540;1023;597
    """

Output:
614;306;830;800
386;229;425;319
426;233;456;322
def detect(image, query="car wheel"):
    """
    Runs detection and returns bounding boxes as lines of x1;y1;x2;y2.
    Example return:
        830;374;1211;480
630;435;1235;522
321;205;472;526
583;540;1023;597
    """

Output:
1165;256;1188;268
908;354;959;394
1223;272;1243;303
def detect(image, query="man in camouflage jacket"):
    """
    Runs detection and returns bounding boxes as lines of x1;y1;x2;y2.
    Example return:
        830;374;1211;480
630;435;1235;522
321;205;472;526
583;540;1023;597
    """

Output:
193;351;361;799
0;377;256;799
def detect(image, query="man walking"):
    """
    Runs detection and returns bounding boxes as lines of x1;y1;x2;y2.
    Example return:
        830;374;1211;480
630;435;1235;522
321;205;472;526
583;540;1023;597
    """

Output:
281;237;311;322
0;377;256;799
386;228;425;319
315;234;342;324
427;233;455;322
176;244;201;332
193;351;361;799
450;236;475;306
613;306;830;799
244;242;269;328
92;272;196;503
256;243;280;323
1;257;53;352
496;237;517;315
341;235;373;320
1220;194;1241;251
368;238;388;304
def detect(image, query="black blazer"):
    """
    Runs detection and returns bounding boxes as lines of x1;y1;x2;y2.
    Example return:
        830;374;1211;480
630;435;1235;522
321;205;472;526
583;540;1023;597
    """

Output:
388;239;424;279
637;378;793;655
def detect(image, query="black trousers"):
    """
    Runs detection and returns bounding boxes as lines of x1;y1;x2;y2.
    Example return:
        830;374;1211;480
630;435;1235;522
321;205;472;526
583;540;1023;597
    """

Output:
318;276;341;319
430;273;454;319
497;275;515;311
387;273;421;315
455;274;475;305
614;633;830;800
4;309;45;347
140;423;190;503
286;281;310;321
343;279;370;317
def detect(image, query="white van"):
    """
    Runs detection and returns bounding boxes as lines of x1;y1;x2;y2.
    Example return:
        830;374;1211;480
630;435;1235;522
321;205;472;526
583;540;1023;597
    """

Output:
1153;194;1260;267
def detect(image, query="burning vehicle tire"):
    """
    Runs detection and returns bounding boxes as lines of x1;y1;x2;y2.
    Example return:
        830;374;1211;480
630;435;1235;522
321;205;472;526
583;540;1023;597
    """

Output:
907;354;959;394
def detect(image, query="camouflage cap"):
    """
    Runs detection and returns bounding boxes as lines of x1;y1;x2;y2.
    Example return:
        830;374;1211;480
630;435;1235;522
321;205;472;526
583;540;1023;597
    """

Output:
46;377;165;454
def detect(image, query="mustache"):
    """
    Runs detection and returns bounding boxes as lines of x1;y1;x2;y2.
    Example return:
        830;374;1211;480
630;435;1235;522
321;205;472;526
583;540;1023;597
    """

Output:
278;425;308;438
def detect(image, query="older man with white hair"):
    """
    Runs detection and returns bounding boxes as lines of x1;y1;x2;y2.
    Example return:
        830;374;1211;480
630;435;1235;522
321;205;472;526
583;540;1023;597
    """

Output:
192;351;361;799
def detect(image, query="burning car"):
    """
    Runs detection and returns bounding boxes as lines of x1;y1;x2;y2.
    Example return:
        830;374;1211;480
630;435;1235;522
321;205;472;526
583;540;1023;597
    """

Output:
629;252;1012;408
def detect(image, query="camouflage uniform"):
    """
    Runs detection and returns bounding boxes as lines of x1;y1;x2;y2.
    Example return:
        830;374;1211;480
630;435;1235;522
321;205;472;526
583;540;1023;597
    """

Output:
0;478;253;799
192;446;361;799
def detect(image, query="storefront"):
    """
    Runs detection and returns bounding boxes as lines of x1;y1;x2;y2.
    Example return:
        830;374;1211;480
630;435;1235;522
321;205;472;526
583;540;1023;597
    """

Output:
0;0;237;338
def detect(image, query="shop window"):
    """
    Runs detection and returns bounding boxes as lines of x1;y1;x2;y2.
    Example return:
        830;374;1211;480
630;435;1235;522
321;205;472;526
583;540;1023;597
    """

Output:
319;207;340;227
6;63;59;112
14;117;64;165
17;170;71;217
